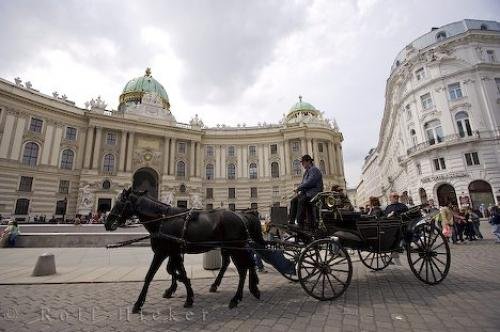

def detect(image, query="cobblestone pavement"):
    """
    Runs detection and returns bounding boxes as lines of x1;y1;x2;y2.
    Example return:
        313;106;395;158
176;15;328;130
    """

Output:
1;237;499;331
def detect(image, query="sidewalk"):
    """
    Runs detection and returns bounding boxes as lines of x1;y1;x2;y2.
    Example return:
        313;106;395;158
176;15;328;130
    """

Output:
0;247;240;284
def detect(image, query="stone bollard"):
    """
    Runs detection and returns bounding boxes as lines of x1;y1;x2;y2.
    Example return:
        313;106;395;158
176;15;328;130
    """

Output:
203;249;222;270
32;253;57;276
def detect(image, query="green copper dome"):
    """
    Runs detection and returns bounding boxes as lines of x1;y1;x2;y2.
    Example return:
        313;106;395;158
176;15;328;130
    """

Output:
289;96;317;112
119;68;170;109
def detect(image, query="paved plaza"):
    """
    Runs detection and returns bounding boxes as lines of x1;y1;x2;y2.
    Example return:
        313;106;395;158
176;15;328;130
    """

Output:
0;223;499;331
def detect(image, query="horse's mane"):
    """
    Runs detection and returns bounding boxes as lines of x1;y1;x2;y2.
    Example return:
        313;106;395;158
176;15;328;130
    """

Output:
134;191;171;214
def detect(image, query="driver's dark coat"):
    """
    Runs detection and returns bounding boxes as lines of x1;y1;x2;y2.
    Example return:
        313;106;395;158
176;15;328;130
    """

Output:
297;165;324;198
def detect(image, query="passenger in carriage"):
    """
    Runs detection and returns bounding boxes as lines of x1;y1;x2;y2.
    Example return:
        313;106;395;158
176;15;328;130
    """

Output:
367;196;384;218
289;154;324;228
331;185;354;211
384;192;408;218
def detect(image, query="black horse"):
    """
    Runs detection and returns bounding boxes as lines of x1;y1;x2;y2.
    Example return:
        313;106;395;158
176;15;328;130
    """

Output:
105;188;265;312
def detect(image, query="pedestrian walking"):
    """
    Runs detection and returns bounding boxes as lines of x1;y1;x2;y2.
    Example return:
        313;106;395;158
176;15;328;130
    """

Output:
439;205;454;242
0;221;19;247
488;206;500;243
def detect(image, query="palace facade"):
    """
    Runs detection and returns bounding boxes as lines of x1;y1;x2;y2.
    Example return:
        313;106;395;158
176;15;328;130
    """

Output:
357;19;500;209
0;70;345;220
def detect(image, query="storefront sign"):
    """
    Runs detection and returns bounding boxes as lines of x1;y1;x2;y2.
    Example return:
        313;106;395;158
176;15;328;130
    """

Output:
421;172;469;184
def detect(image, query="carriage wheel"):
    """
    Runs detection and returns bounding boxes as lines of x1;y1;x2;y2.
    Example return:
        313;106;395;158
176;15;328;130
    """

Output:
298;238;352;301
280;235;304;282
357;250;393;271
406;223;451;285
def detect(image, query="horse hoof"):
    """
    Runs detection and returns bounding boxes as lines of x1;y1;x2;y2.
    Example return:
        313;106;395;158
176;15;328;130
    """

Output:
184;301;193;308
132;305;141;314
209;285;217;293
228;300;238;309
163;290;173;298
251;289;260;300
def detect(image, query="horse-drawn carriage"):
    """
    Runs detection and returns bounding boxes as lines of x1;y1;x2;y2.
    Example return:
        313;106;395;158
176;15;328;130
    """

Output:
267;191;451;301
105;188;450;311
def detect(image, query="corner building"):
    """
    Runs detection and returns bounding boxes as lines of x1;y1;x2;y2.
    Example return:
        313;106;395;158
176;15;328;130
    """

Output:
0;70;345;220
357;19;500;209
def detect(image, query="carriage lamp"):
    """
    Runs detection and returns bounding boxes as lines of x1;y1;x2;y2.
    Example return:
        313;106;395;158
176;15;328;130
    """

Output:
325;194;336;208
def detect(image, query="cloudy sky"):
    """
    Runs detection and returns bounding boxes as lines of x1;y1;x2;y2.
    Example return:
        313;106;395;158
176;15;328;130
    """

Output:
1;0;499;186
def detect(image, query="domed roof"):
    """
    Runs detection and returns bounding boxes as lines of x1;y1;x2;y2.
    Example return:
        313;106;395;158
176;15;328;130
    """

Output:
289;96;317;112
285;96;321;124
119;68;170;109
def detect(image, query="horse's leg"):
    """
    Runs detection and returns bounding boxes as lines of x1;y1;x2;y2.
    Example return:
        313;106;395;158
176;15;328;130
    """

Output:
163;257;178;298
172;254;194;308
133;252;166;313
228;251;248;309
210;249;231;293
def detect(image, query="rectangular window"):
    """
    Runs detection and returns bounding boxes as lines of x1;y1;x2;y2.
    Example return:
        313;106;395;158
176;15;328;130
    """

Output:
58;180;70;194
55;199;67;215
249;145;256;157
486;50;496;62
29;118;43;133
227;146;235;157
178;142;186;154
15;199;30;215
106;132;116;145
250;203;258;209
270;144;278;155
291;141;300;152
448;83;463;100
405;104;412;120
228;203;236;211
206;188;213;199
415;67;425;81
465;152;480;166
206;203;213;210
318;143;324;153
416;163;422;175
228;188;235;199
19;176;33;192
433;158;446;171
272;186;279;197
250;187;257;198
206;146;214;157
420;93;433;110
65;127;77;141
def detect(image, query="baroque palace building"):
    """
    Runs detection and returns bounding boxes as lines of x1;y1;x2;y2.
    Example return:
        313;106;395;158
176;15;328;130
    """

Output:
0;69;345;220
357;19;500;209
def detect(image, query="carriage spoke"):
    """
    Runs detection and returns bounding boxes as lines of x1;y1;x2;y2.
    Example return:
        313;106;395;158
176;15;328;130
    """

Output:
330;256;348;266
417;257;426;276
325;273;337;297
429;257;443;278
428;258;437;283
330;268;350;273
328;271;347;286
433;255;447;267
321;274;326;298
431;241;446;251
309;272;323;293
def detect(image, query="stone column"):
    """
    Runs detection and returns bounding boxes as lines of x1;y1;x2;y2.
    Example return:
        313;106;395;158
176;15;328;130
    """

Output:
220;145;226;179
258;144;264;177
9;116;26;161
50;124;64;166
163;137;170;174
118;131;127;172
215;145;221;178
307;139;313;156
190;141;195;177
76;129;86;169
263;144;269;177
91;127;102;169
83;126;94;169
284;140;290;175
300;139;306;155
237;145;243;178
327;142;335;175
242;145;248;178
169;138;176;176
336;144;345;177
126;131;135;172
196;142;202;177
0;113;16;158
279;142;286;176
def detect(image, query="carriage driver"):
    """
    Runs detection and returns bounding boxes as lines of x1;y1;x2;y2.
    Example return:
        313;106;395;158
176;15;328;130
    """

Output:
289;154;324;228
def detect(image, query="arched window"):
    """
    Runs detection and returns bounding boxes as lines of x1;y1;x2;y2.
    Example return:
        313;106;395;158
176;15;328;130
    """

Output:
227;163;236;179
271;162;280;178
424;120;444;145
436;31;447;41
249;163;257;179
292;159;301;176
319;160;326;174
410;129;417;146
227;146;235;157
206;146;214;157
102;180;111;190
103;154;115;173
206;164;214;180
176;161;186;178
22;142;39;166
60;149;74;169
455;111;472;137
15;198;30;215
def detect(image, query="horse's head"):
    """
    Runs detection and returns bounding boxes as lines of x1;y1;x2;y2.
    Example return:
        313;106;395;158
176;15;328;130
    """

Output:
105;188;137;231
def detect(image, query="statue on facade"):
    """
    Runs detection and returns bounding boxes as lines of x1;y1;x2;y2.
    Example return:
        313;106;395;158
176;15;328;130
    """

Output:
165;191;175;205
190;193;203;209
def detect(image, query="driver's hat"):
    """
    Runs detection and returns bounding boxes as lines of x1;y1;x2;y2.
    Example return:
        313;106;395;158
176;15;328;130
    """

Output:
300;154;314;162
